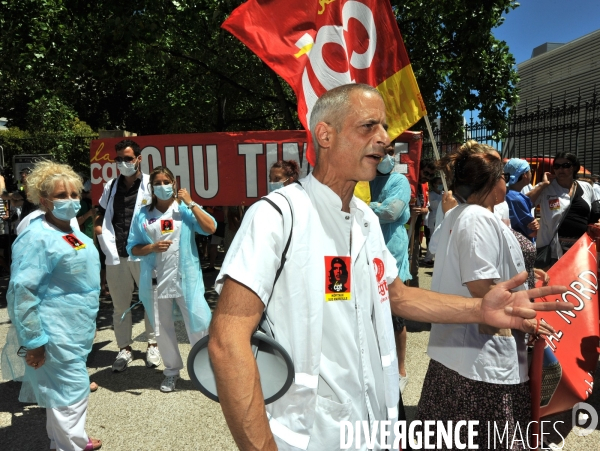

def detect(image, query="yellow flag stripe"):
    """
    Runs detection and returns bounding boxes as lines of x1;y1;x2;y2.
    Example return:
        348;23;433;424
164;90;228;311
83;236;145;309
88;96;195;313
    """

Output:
354;180;371;204
376;64;427;141
294;43;314;58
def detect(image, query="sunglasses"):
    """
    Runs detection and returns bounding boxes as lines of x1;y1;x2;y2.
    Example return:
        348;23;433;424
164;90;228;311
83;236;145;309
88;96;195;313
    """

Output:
422;171;435;177
500;172;511;182
114;156;137;163
552;162;573;169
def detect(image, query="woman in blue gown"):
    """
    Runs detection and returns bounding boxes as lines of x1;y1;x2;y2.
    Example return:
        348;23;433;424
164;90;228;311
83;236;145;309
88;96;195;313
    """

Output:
2;161;101;451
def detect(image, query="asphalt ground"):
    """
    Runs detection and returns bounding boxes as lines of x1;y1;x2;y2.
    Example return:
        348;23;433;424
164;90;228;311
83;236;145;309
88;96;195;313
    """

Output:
1;252;600;450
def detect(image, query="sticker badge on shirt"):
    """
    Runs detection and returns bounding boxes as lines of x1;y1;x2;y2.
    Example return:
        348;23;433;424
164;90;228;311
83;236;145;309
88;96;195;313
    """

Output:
62;233;86;250
549;197;560;211
324;256;351;301
161;219;174;234
373;257;389;303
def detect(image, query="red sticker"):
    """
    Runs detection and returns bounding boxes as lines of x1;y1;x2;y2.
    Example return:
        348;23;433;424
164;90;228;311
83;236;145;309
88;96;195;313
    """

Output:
324;256;351;301
62;233;86;250
161;219;174;234
373;257;385;282
373;257;389;302
549;198;560;211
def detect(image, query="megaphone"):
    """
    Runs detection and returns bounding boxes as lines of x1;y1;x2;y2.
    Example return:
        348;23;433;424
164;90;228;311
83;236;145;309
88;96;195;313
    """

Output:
187;331;294;404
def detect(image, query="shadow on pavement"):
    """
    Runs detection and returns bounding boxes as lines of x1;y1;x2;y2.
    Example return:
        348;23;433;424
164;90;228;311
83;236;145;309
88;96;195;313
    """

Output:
0;381;47;451
89;366;198;394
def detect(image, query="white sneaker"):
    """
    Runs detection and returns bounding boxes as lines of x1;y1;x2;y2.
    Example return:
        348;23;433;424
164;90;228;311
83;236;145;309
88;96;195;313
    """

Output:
399;373;409;394
146;346;162;368
112;348;133;372
160;375;178;393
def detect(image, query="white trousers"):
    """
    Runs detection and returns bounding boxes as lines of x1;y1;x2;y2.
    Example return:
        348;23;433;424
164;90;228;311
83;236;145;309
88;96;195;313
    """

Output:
106;257;156;348
154;296;207;377
46;396;89;451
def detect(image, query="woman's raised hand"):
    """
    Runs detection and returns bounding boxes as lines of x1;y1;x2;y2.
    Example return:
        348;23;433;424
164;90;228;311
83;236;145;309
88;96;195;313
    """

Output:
178;188;192;205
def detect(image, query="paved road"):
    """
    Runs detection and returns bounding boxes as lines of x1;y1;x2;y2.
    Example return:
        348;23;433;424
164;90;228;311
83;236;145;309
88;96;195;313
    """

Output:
1;262;599;450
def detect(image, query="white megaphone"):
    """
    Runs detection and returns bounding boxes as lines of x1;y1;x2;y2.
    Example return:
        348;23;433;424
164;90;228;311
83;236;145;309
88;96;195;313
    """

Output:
187;329;294;404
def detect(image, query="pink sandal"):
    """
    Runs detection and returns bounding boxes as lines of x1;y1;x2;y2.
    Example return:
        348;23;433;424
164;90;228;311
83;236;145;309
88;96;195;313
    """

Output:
84;438;102;450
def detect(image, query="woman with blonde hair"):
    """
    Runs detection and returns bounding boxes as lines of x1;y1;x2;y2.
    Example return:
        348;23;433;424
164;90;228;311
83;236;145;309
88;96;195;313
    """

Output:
127;166;216;392
2;160;102;450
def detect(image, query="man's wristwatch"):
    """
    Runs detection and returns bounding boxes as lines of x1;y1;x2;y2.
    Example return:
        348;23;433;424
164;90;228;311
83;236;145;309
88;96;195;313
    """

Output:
188;201;199;210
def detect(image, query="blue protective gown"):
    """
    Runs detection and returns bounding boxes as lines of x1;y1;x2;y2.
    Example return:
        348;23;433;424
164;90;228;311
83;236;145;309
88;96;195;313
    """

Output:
2;216;100;408
369;173;412;282
126;203;214;334
505;189;535;242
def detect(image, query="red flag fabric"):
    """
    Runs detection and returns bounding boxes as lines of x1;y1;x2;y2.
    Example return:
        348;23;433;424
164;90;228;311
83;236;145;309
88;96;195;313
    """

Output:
222;0;426;166
530;232;599;419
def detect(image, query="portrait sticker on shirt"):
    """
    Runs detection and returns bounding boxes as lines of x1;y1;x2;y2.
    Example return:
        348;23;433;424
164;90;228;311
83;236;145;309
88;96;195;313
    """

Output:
548;197;560;211
324;256;351;301
62;233;86;250
372;257;389;303
161;219;174;234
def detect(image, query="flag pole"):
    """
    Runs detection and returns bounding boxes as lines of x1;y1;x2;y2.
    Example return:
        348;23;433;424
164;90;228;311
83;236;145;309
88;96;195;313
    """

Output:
423;114;448;192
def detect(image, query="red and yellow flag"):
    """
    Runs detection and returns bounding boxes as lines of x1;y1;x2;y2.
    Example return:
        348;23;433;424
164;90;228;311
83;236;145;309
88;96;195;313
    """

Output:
222;0;427;166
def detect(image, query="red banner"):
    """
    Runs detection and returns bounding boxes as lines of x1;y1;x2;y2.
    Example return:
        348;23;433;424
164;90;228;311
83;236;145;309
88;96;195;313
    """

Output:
222;0;426;165
90;130;422;206
530;233;599;418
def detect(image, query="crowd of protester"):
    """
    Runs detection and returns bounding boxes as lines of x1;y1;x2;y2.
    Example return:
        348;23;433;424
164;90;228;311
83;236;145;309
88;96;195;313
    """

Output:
0;83;590;450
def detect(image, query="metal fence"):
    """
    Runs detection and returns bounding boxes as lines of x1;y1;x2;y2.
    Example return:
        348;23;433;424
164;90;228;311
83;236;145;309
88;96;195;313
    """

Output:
422;89;600;177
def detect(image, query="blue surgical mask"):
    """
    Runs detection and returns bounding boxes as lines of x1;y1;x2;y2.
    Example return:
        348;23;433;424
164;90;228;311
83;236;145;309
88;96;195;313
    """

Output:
153;184;174;200
268;182;284;193
437;184;444;192
51;199;81;221
377;154;395;174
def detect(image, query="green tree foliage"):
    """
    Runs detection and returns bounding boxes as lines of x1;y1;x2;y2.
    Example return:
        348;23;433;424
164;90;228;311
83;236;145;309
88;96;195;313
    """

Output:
0;96;96;179
0;0;298;135
393;0;520;141
0;0;519;142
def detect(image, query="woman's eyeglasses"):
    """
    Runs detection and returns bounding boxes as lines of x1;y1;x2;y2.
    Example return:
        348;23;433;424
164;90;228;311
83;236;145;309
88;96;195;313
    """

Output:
552;162;573;169
501;173;511;182
114;156;137;163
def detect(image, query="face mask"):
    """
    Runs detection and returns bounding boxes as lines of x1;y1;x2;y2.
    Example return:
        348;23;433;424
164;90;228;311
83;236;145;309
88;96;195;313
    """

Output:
117;160;138;177
268;182;285;193
153;184;174;201
437;184;444;192
51;199;81;221
377;154;394;174
83;180;92;192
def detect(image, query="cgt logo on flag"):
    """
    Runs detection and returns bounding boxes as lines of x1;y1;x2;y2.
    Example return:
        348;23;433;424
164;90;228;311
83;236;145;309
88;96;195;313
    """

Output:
222;0;426;165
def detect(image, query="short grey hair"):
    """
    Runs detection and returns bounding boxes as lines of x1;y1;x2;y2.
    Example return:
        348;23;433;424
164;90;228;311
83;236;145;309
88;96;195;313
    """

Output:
309;83;382;160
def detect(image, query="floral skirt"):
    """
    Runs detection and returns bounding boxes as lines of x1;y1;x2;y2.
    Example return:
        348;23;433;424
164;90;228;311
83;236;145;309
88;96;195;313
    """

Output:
511;229;537;290
416;359;532;450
